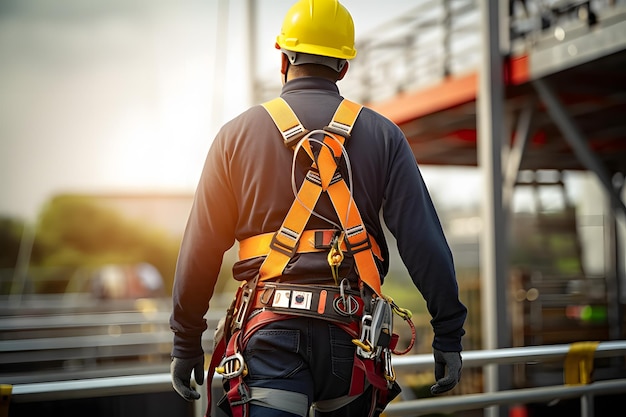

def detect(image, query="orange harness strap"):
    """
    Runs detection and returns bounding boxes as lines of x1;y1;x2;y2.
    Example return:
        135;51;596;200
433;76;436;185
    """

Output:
256;97;383;297
239;229;382;262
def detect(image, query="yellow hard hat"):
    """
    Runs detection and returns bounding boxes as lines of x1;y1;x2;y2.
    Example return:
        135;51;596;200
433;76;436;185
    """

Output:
276;0;357;60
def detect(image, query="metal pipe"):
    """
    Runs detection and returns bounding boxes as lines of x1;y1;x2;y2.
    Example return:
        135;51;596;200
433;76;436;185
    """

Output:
11;341;626;402
391;340;626;371
11;373;172;403
581;392;594;417
478;1;510;415
383;379;626;416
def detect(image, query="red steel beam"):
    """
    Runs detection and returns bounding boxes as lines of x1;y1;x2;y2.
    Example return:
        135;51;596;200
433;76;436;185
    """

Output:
368;55;530;125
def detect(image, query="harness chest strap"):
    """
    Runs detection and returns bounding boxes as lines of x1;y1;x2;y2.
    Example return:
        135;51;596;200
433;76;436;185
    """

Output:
256;97;383;297
238;229;382;262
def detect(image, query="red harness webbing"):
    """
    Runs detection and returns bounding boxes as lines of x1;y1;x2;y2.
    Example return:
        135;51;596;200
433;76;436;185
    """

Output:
207;310;364;417
206;311;301;417
205;337;226;416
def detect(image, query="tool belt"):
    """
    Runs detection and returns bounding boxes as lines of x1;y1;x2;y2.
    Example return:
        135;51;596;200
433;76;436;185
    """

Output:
250;281;365;324
207;279;415;417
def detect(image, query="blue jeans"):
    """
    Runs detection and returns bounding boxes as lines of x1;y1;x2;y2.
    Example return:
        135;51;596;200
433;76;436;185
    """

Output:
241;317;379;417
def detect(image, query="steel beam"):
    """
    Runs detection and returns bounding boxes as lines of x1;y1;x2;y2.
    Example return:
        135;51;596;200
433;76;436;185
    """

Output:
532;78;626;220
478;1;511;416
503;100;534;210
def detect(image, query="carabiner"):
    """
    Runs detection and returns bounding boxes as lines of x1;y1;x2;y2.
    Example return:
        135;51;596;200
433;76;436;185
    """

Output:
354;314;377;358
327;232;344;285
383;348;396;388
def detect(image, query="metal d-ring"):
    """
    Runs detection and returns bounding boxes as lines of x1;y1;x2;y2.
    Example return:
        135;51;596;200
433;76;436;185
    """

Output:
333;279;359;316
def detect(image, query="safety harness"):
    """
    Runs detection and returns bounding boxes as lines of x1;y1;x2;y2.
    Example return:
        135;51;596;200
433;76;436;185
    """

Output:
205;98;415;417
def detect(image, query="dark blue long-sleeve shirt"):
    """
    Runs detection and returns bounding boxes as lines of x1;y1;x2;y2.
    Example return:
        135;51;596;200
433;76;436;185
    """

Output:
170;76;466;358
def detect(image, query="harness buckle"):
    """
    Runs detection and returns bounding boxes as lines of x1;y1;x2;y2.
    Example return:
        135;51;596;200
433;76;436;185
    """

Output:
283;128;310;149
344;234;372;256
216;352;248;379
323;124;350;139
269;229;299;258
354;314;378;359
233;285;253;330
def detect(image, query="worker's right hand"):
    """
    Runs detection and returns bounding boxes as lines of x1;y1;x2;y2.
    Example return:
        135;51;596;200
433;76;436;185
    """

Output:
171;355;205;401
430;349;462;395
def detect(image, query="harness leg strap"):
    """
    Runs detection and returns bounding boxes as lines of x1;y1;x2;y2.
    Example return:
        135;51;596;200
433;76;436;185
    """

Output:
248;387;309;417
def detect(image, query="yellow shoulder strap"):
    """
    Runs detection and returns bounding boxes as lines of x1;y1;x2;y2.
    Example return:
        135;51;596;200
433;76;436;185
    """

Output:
258;98;382;297
261;98;308;149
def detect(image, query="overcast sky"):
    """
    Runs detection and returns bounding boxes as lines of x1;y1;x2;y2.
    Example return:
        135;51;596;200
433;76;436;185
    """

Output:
0;0;479;222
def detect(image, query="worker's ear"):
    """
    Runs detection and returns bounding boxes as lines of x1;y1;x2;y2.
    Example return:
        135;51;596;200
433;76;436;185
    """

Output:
337;61;349;81
280;53;289;76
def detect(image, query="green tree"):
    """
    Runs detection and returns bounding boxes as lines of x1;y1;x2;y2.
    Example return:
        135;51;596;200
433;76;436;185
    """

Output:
0;217;27;294
0;217;25;268
33;195;180;294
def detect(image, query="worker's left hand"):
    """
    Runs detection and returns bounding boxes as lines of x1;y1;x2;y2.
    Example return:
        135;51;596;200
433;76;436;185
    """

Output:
171;355;205;401
430;349;462;395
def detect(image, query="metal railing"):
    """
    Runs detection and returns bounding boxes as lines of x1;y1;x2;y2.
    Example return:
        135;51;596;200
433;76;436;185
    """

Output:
0;295;222;384
6;340;626;417
385;340;626;416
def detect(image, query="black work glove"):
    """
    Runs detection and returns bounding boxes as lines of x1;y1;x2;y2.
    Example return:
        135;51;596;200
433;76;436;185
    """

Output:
430;349;462;395
171;355;205;401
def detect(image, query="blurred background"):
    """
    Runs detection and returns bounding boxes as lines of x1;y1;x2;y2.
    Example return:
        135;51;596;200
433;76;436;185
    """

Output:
1;1;625;416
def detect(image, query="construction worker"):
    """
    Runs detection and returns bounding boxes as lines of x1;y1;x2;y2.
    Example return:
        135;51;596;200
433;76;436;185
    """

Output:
170;0;467;416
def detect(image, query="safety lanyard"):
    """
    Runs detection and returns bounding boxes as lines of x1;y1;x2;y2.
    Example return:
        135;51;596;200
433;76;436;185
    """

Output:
259;97;383;297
